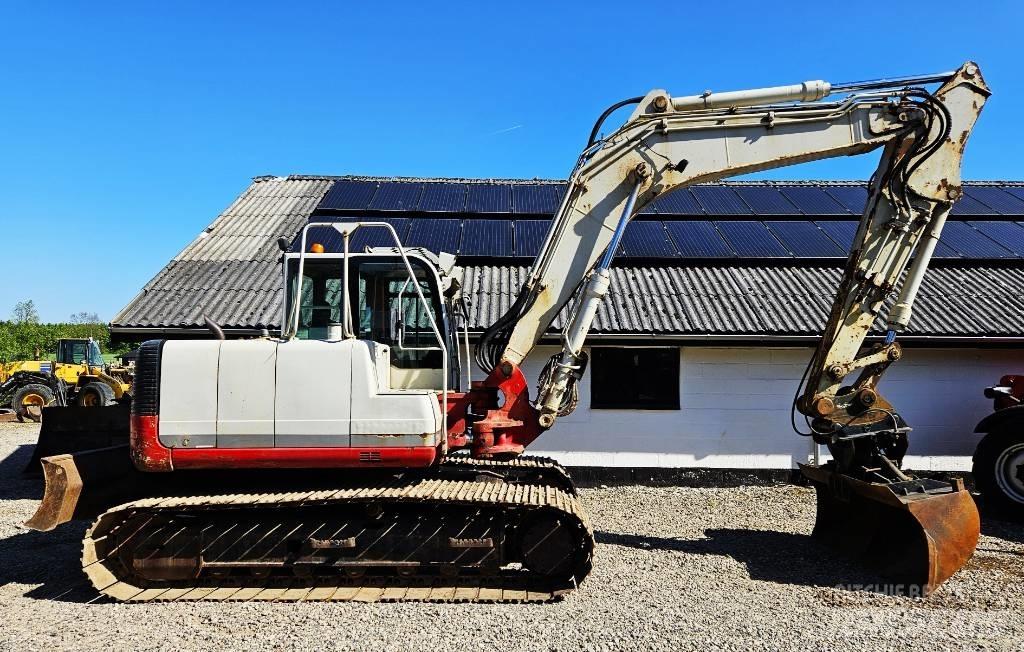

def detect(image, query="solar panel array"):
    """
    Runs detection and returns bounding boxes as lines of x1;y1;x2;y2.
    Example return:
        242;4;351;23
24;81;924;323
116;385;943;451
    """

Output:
301;180;1024;259
317;179;1024;217
294;214;1024;260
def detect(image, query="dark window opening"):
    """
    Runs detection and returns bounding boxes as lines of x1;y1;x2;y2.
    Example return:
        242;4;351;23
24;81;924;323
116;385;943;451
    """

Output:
590;347;680;410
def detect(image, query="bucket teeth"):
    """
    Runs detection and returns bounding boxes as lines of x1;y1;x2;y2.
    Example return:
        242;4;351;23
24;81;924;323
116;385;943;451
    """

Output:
800;464;979;595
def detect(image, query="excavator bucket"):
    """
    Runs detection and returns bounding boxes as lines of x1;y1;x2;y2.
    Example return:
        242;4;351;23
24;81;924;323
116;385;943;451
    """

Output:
799;464;979;596
24;445;140;532
24;404;131;473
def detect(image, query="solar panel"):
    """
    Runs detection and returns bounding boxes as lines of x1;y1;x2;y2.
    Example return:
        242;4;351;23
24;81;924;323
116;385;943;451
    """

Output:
405;219;462;254
969;221;1024;256
367;182;423;211
664;221;734;258
460;220;513;256
715;221;790;257
289;225;340;253
317;180;378;210
514;220;551;257
512;184;560;214
938;221;1015;258
1003;187;1024;207
733;187;798;215
419;183;467;212
815;221;857;252
349;218;412;251
778;186;850;215
949;193;996;216
931;240;961;258
963;187;1024;215
765;221;845;257
290;218;412;253
618;221;679;257
691;186;752;214
823;186;868;214
649;189;704;215
467;184;512;213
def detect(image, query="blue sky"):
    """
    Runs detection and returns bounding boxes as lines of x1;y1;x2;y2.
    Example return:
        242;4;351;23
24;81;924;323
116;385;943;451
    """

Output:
1;1;1021;323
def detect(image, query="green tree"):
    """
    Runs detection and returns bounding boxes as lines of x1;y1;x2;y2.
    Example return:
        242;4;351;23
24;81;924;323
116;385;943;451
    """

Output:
11;300;39;324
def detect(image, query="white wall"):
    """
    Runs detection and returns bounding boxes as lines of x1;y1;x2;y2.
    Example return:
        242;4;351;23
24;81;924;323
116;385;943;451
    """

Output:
524;345;1024;472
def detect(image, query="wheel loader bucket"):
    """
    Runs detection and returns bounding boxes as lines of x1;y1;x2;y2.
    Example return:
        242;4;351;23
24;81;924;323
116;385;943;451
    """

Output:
799;464;979;596
24;445;140;532
24;404;131;473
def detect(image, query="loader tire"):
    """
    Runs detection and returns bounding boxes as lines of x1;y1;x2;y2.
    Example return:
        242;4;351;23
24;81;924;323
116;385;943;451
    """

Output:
76;382;115;408
973;428;1024;521
12;384;54;423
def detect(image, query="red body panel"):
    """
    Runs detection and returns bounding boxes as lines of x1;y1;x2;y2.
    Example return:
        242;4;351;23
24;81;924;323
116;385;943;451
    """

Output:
471;363;546;458
994;374;1024;410
131;414;440;472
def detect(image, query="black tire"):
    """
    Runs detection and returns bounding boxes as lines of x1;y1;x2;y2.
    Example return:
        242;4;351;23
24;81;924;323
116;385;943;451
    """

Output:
973;428;1024;520
76;382;116;408
11;383;55;423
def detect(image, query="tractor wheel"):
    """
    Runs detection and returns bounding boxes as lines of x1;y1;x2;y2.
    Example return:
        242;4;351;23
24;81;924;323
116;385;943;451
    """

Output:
76;382;116;408
973;428;1024;521
12;384;55;423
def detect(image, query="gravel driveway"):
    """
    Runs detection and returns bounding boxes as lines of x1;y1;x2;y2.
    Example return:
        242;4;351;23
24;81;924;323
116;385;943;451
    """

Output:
1;421;1022;651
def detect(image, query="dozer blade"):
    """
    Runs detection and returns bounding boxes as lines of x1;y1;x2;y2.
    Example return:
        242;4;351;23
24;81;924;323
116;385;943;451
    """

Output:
24;445;141;532
25;404;131;473
799;463;979;596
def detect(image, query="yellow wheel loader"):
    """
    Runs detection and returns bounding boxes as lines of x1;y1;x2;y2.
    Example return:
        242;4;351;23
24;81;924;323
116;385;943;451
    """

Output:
0;338;131;421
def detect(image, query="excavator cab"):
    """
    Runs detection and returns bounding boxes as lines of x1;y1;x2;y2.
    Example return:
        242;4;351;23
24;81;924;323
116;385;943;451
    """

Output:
282;248;458;392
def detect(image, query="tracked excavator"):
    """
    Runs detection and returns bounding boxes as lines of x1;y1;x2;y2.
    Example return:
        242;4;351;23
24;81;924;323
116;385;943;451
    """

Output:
28;62;989;602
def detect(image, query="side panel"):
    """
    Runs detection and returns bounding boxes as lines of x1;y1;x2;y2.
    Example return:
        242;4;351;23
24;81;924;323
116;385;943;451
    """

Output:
158;340;221;448
217;339;278;447
350;341;442;447
275;340;352;447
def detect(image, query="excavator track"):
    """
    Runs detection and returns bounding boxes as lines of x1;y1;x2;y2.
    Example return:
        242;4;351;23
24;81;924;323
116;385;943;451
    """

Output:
82;459;592;603
438;453;577;495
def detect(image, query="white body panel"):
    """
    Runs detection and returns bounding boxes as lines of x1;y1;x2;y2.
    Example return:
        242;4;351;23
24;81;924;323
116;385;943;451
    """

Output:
157;338;441;450
158;340;221;448
217;339;278;447
350;341;441;447
274;340;353;447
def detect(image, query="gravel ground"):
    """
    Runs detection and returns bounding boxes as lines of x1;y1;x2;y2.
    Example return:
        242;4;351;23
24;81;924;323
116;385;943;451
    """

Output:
1;421;1022;651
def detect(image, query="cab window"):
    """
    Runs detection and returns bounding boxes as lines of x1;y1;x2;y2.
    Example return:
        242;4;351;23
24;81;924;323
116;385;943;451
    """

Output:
355;261;442;368
285;256;445;370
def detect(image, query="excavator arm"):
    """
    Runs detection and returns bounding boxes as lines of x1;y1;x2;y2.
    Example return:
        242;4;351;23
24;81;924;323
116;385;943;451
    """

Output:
470;62;989;594
475;62;988;440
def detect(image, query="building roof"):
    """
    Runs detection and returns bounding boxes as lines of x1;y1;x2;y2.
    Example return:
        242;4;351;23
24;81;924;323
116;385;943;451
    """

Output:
461;265;1024;339
111;175;1024;341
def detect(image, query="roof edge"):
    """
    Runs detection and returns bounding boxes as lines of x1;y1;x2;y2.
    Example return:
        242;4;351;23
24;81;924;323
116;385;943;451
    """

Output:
272;174;1024;187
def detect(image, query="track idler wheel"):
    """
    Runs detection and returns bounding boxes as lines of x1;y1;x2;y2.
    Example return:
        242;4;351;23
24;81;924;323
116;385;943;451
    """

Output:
517;513;589;581
800;464;979;595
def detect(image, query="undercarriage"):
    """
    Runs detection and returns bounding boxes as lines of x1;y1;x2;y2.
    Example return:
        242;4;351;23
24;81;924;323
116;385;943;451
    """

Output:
80;456;593;602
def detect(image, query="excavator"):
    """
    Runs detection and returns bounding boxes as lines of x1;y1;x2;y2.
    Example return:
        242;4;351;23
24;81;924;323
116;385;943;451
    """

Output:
26;62;989;602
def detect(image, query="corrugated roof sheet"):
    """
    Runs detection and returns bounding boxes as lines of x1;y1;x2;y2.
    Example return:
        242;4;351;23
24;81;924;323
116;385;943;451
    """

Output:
112;175;1024;339
461;265;1024;338
112;176;332;329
